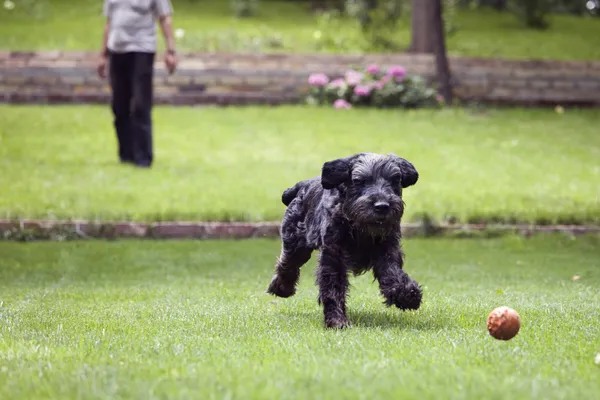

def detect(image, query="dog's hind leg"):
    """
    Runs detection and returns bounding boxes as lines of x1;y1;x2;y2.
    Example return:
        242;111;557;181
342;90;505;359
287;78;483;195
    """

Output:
267;199;312;298
267;242;312;298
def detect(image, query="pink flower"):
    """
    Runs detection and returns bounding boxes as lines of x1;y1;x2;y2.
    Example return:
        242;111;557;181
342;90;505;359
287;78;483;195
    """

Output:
436;94;445;103
374;80;385;90
366;64;380;75
333;99;352;109
380;74;391;84
387;65;407;80
353;84;372;97
308;73;329;87
344;70;363;86
328;78;346;88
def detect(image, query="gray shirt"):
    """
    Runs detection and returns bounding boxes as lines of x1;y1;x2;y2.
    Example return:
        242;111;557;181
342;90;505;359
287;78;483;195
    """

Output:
103;0;173;53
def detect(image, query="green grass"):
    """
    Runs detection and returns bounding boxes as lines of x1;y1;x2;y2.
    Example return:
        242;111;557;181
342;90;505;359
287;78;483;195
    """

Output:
0;235;599;399
1;0;600;60
1;105;600;225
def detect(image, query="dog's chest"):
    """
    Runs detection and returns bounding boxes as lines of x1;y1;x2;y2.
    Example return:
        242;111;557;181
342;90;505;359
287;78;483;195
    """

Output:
344;236;382;274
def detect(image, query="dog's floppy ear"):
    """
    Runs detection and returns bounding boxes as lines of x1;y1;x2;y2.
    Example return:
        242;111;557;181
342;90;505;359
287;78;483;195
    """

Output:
390;154;419;188
321;158;352;189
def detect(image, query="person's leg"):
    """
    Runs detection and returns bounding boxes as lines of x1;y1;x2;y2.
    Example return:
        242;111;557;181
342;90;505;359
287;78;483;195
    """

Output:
130;52;155;167
108;52;134;163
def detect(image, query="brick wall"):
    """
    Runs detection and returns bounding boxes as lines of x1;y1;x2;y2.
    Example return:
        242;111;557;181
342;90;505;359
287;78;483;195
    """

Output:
1;51;599;106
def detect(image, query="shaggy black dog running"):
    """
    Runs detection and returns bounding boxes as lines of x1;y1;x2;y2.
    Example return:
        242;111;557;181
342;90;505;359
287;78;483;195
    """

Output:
266;152;423;329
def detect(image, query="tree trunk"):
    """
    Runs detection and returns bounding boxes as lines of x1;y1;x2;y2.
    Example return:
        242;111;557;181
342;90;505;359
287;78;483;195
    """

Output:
409;0;435;53
431;0;453;104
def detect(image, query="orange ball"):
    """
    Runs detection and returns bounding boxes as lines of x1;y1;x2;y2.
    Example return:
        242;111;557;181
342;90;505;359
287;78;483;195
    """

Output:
487;306;521;340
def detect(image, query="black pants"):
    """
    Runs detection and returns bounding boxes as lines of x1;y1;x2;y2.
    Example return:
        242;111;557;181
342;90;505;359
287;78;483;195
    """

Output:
109;51;155;166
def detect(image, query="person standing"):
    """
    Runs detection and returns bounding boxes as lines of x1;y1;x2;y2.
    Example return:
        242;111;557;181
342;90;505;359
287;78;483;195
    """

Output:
97;0;178;168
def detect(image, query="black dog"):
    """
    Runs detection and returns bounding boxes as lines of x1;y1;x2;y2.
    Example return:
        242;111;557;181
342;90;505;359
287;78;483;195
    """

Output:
266;152;422;329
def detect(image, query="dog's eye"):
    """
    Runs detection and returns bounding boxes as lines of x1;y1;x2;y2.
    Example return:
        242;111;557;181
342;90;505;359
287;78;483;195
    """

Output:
352;177;363;185
390;175;402;186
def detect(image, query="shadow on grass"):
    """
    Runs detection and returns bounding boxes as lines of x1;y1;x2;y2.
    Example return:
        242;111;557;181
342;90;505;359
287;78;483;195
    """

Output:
348;308;448;331
278;308;448;331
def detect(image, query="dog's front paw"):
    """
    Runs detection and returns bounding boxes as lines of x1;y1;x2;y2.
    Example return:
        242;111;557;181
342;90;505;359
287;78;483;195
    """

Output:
266;274;296;298
325;315;352;329
384;280;422;311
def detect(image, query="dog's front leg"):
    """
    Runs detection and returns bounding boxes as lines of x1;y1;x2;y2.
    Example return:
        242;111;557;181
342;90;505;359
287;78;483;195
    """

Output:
317;248;351;329
373;244;422;311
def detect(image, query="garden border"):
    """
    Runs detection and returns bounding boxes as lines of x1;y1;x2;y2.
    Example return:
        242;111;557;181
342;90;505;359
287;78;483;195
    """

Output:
1;219;599;241
1;51;600;106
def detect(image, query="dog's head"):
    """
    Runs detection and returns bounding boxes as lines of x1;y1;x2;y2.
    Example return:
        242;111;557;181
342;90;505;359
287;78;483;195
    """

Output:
321;152;418;232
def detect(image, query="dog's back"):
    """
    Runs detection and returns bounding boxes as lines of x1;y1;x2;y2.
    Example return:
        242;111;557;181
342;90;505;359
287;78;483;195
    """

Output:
281;177;321;206
281;184;301;206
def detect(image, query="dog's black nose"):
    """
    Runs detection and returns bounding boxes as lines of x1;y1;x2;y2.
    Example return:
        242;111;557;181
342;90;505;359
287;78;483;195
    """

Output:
374;201;390;214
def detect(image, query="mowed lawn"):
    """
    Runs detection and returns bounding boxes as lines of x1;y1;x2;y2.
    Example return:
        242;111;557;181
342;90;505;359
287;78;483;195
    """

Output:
0;235;599;399
1;105;600;225
1;0;600;60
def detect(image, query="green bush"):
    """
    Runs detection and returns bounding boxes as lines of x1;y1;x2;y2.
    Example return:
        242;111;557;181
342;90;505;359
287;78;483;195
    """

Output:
312;0;466;52
508;0;557;28
312;9;357;52
345;0;405;51
230;0;259;17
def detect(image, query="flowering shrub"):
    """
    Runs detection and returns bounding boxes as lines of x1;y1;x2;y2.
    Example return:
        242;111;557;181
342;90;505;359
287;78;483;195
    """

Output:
306;64;443;110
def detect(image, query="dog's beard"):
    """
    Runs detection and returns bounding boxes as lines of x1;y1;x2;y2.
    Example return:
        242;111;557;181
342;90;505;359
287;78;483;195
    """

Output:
342;197;404;236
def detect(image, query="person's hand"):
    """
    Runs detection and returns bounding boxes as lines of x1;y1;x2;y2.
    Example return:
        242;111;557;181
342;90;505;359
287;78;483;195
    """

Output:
165;52;178;75
97;55;108;79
